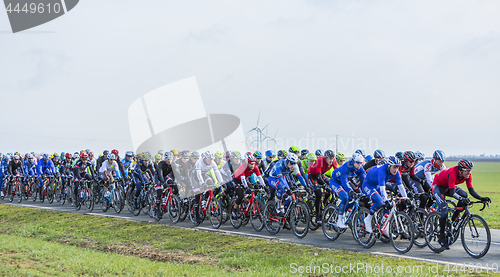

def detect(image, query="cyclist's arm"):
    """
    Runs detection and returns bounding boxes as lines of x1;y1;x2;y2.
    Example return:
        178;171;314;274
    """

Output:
394;172;408;198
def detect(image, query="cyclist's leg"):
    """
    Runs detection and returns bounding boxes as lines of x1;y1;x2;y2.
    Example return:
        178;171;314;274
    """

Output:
330;180;347;215
308;175;322;219
409;178;427;209
432;185;449;248
362;183;382;233
450;187;468;221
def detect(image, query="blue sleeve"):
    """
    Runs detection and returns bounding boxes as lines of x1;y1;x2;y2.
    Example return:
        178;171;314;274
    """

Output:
49;160;56;174
298;174;306;187
395;171;403;186
340;167;350;191
36;160;43;176
357;167;366;184
378;167;386;188
275;161;283;177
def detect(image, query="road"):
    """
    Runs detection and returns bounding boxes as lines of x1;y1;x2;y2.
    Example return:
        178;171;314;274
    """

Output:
2;199;500;272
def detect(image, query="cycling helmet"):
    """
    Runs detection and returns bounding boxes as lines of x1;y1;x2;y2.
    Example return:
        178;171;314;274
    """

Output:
315;149;323;157
165;151;175;160
85;149;91;154
111;149;119;155
277;150;287;158
247;153;256;164
433;150;446;161
53;152;59;158
355;149;366;156
352;153;364;163
42;153;49;160
288;146;300;154
155;154;162;160
73;153;79;159
65;153;72;158
403;151;416;162
158;150;163;155
230;151;241;159
395;152;404;161
89;152;94;157
301;149;309;156
141;153;150;161
14;151;19;156
387;156;402;166
61;152;65;157
171;149;179;156
253;151;263;158
285;153;299;164
27;154;34;159
335;152;345;160
107;153;115;160
103;150;109;156
191;151;200;158
458;159;474;171
415;151;425;161
202;151;214;160
214;151;223;159
324;150;335;159
13;155;20;160
265;150;276;157
378;159;388;165
80;152;88;159
373;149;385;159
180;150;190;158
306;153;317;161
365;155;373;162
125;151;133;157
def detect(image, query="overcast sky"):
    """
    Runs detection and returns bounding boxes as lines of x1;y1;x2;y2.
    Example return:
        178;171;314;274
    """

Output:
1;0;499;157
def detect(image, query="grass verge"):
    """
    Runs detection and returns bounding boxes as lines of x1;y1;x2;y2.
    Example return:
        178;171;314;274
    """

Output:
0;204;493;276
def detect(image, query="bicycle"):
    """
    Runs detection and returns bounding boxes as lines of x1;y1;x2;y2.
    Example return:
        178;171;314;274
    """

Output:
127;180;152;216
75;179;94;212
188;188;223;228
322;192;366;241
100;179;123;213
151;186;182;223
8;175;24;203
352;194;415;254
305;183;337;231
59;175;73;205
229;185;266;232
424;200;491;258
264;187;310;239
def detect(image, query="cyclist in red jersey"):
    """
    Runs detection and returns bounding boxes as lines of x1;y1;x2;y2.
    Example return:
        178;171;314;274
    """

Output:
307;150;338;223
432;159;491;250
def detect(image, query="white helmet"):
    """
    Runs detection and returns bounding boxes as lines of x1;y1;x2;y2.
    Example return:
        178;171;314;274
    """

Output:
285;153;299;164
352;153;364;163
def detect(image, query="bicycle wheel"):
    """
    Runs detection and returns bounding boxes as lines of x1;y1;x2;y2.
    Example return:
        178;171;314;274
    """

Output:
389;211;414;254
16;183;23;203
351;207;376;248
113;188;123;214
306;199;320;231
263;200;282;235
150;194;162;222
250;198;265;232
322;204;341;241
229;199;244;229
84;185;94;212
424;211;445;253
100;188;109;212
8;183;14;202
178;198;189;222
142;189;153;217
209;197;223;229
461;214;491;258
411;208;428;248
188;198;203;226
127;188;141;216
31;182;38;202
168;195;181;224
47;183;54;204
290;202;310;239
54;180;62;203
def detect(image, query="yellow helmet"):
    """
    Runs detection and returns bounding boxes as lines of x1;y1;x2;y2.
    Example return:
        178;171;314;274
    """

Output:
171;149;179;156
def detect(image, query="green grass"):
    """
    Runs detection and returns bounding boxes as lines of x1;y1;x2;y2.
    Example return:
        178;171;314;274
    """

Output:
0;204;490;276
445;162;500;229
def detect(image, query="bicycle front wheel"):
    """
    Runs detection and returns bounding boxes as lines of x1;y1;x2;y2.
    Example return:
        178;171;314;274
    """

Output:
424;211;445;253
389;211;415;254
461;214;491;259
291;202;310;239
322;204;341;241
168;195;181;224
411;208;428;248
351;207;376;249
84;186;94;212
250;198;265;232
209;197;223;229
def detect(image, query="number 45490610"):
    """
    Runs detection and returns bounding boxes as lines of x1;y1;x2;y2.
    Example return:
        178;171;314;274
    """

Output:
444;263;498;274
5;2;62;14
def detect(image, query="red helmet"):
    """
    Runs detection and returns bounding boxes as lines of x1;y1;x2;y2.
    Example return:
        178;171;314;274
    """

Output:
65;153;72;158
89;151;94;156
80;152;89;159
111;149;119;155
246;153;256;164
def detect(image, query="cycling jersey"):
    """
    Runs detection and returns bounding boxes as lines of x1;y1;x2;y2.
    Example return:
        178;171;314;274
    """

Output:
73;160;95;180
412;159;446;188
24;160;37;176
8;160;26;176
59;160;73;176
195;159;223;184
36;159;56;176
307;156;338;176
156;160;174;184
268;159;306;187
331;160;366;193
99;160;121;176
364;164;407;200
132;161;155;184
362;159;377;171
220;160;240;183
233;162;265;188
433;166;473;189
121;157;133;178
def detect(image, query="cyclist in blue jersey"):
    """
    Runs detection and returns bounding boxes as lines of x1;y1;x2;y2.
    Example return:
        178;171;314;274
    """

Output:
263;150;275;169
36;154;56;192
329;153;366;228
24;154;37;196
121;151;134;180
410;150;446;194
362;156;408;233
267;153;307;216
0;154;5;197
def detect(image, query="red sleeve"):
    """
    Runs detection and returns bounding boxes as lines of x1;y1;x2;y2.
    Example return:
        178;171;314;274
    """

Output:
466;173;473;189
332;158;338;170
233;163;247;179
448;169;456;189
308;159;320;175
254;166;261;176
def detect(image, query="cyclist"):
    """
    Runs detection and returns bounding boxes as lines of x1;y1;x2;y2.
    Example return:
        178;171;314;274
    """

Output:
315;149;323;159
72;152;95;205
7;155;27;196
229;154;266;218
300;149;309;160
154;154;162;172
121;151;134;180
220;151;241;184
329;153;366;228
395;151;404;162
99;153;121;198
131;153;155;209
335;152;346;166
263;150;276;169
52;153;61;169
268;153;307;216
110;149;126;180
0;154;4;197
253;151;265;173
96;150;109;171
153;151;177;217
214;151;225;170
171;150;191;198
23;154;37;196
432;159;491;250
59;153;74;194
362;156;408;233
363;150;385;171
263;150;286;180
301;152;317;175
415;151;425;163
88;152;97;169
410;150;446;195
307;150;338;223
355;149;366;159
36;154;57;193
171;149;179;159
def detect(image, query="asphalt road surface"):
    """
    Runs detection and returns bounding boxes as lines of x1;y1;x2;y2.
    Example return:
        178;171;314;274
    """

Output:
2;198;499;272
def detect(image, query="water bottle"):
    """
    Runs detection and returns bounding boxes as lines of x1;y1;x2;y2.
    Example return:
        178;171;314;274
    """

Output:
201;200;207;207
162;196;167;206
80;189;84;199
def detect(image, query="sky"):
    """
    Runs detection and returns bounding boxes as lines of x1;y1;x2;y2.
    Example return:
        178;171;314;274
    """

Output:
1;0;499;157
